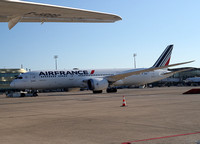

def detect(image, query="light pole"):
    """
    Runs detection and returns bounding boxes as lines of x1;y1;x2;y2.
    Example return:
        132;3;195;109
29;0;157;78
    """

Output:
54;55;58;70
133;53;137;69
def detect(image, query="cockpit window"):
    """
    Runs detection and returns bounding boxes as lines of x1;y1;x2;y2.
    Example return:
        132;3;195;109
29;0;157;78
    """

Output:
15;76;23;79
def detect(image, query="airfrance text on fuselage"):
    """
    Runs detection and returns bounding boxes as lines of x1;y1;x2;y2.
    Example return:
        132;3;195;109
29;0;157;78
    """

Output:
39;70;90;76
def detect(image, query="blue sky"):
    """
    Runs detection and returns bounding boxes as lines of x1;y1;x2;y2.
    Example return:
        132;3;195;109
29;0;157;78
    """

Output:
1;0;199;70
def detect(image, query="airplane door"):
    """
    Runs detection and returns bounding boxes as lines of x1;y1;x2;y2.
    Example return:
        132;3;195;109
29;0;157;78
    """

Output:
69;75;74;80
151;71;155;78
30;74;36;83
27;73;36;89
68;75;75;86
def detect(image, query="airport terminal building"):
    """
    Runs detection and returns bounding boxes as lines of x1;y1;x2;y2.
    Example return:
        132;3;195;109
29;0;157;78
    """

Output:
152;67;200;86
172;68;200;79
0;69;26;92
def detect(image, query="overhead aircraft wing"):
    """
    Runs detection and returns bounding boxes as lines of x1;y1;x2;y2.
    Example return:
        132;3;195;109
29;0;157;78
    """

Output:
106;60;194;82
0;0;122;29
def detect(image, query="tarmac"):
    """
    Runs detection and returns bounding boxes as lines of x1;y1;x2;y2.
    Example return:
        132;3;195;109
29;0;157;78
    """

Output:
0;87;200;144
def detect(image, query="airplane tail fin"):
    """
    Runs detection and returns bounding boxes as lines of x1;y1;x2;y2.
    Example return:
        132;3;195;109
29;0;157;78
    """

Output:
152;45;173;68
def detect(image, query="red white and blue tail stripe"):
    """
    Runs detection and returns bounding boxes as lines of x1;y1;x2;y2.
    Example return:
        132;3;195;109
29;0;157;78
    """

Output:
152;45;173;68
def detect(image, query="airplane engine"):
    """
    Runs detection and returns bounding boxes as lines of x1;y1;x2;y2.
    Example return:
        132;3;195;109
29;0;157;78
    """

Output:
87;78;109;91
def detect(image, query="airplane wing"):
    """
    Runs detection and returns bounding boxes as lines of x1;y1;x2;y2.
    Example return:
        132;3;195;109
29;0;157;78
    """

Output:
0;0;122;29
162;68;194;76
106;60;194;82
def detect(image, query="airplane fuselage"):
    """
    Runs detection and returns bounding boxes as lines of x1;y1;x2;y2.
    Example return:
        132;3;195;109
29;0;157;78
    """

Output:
10;68;171;90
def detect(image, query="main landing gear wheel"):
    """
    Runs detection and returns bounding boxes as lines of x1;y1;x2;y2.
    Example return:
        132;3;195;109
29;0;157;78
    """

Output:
106;88;117;93
93;90;103;94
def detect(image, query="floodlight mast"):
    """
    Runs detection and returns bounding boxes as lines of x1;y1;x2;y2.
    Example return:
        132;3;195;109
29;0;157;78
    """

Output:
133;53;137;68
54;55;58;70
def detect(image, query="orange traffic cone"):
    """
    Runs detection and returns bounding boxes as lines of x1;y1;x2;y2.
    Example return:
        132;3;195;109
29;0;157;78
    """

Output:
121;96;127;107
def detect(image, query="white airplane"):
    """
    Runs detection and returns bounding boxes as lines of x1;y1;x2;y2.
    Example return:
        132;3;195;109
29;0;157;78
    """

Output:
10;45;193;94
0;0;122;30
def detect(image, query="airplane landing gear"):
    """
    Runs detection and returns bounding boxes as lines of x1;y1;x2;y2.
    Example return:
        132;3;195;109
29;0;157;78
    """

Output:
106;87;117;93
93;90;103;94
